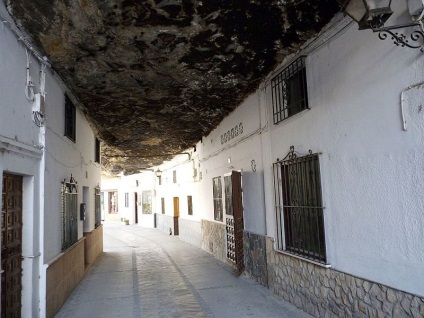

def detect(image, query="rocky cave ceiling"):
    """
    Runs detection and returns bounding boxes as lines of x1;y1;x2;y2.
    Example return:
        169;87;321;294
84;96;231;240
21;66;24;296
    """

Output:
6;0;341;175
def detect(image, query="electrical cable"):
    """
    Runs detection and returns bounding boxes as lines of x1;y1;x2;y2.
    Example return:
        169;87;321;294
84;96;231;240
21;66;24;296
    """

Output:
25;49;35;101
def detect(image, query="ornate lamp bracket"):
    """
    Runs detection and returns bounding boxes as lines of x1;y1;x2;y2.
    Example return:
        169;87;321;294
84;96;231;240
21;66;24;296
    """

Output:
373;23;424;52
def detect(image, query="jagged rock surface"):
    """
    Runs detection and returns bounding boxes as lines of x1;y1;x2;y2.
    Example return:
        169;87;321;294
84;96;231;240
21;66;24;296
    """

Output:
6;0;340;174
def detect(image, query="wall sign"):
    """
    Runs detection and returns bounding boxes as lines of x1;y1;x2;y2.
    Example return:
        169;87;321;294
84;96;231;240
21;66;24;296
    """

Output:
221;123;243;145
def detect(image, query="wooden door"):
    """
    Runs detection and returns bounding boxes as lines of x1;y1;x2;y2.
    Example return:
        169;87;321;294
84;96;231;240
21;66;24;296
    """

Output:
1;173;23;318
173;197;179;235
225;171;244;273
134;193;138;224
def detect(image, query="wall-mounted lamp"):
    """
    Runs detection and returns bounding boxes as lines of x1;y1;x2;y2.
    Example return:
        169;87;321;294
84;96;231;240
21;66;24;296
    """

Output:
155;169;162;177
342;0;424;51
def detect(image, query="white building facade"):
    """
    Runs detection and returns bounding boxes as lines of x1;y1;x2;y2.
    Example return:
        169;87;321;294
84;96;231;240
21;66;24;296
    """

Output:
0;3;102;317
144;3;424;317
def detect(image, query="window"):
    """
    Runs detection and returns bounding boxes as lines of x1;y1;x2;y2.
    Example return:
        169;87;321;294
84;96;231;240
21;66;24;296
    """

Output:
64;94;76;142
273;146;326;264
212;177;223;221
161;197;165;214
187;196;193;215
61;175;78;251
124;193;129;207
173;170;177;183
271;56;308;124
142;191;152;214
95;138;101;163
94;186;101;228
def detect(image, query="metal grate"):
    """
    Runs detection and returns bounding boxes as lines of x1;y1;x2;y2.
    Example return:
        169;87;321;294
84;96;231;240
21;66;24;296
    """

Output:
61;175;78;251
94;185;101;228
271;56;308;124
273;146;326;263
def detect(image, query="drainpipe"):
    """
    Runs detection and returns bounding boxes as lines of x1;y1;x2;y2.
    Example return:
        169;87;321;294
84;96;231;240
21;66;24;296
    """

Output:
400;81;424;131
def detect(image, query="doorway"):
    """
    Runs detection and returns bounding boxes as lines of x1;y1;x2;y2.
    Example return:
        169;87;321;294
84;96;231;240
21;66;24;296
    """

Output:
173;197;179;236
134;192;138;224
225;171;244;273
1;173;23;317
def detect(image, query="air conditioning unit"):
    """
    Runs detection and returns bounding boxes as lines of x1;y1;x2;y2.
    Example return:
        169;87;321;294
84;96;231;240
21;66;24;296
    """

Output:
408;0;424;16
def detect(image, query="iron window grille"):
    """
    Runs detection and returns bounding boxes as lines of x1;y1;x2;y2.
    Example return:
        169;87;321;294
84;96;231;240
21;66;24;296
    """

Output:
142;191;152;214
271;56;308;124
64;94;76;142
161;197;165;214
273;146;327;264
212;177;223;221
187;195;193;215
61;175;78;251
94;185;101;228
95;138;101;163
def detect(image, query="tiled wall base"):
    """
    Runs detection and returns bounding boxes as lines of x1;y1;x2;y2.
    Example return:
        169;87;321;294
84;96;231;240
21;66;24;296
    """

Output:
201;219;226;264
266;237;424;318
83;225;103;268
179;218;201;248
155;213;175;235
46;239;85;318
244;231;268;287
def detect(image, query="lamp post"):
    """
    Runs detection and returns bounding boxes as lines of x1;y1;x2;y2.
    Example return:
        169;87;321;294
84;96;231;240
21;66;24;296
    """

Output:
342;0;424;51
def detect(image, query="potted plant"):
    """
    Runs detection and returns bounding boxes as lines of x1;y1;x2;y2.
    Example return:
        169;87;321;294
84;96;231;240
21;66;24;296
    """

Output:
124;218;129;225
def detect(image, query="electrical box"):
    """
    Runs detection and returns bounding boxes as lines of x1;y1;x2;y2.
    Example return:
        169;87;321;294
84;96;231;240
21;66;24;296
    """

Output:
408;0;424;16
80;203;86;220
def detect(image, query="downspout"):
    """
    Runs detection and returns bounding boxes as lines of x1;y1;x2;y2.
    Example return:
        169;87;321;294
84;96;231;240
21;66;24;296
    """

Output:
400;81;424;131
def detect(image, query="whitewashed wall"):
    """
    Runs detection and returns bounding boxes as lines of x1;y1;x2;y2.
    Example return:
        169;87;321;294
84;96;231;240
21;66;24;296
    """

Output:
0;4;101;316
0;4;46;316
265;3;424;297
43;85;102;263
195;92;268;235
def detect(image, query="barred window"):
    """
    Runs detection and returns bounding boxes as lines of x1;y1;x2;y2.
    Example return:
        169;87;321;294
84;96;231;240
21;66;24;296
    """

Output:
64;94;76;142
61;175;78;251
273;146;326;264
94;186;101;228
271;56;308;124
212;177;223;221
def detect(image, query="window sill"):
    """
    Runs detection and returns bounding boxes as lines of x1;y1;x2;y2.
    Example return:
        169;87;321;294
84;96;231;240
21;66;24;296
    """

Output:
275;249;332;269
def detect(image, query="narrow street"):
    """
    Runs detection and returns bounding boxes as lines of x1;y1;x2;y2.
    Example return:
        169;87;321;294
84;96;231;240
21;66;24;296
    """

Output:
55;223;311;318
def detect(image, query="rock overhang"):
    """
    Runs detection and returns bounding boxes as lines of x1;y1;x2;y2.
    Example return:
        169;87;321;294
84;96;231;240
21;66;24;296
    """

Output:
5;0;341;175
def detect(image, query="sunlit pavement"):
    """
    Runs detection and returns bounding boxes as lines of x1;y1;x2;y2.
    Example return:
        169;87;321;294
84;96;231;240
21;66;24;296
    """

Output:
55;222;311;318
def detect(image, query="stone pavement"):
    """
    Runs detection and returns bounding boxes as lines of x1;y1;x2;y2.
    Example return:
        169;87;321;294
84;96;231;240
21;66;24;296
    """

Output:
55;223;311;318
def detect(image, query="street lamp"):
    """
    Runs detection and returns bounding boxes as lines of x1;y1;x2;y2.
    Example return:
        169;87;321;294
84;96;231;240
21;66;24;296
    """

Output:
343;0;393;30
155;169;162;177
342;0;424;51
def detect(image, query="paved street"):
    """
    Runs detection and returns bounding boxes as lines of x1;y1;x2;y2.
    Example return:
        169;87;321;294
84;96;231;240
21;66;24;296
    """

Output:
55;223;311;318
